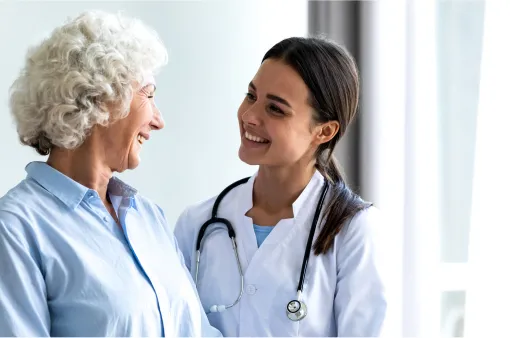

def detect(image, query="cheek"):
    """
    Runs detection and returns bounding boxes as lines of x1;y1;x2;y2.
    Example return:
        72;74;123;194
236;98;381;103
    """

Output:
128;106;152;131
271;123;313;151
112;113;147;152
135;102;152;120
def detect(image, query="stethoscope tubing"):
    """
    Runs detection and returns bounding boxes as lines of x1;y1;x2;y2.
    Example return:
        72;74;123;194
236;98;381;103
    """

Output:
194;176;329;319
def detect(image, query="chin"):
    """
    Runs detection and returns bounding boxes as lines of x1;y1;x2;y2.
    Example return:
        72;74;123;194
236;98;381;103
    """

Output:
238;149;261;166
126;153;141;170
127;160;140;170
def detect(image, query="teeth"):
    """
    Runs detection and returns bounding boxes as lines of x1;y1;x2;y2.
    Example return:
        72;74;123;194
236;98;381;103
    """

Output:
245;131;268;143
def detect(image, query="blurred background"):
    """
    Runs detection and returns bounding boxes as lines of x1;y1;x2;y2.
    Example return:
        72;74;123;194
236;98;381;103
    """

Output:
0;0;508;336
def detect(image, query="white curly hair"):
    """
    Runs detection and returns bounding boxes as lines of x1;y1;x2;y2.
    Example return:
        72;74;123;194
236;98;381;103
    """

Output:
9;10;168;155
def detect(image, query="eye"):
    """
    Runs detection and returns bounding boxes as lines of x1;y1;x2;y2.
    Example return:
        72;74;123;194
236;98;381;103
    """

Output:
268;104;284;115
141;84;156;99
245;92;256;102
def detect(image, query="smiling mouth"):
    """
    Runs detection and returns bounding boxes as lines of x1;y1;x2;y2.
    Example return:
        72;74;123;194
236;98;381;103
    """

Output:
137;134;147;145
244;131;269;143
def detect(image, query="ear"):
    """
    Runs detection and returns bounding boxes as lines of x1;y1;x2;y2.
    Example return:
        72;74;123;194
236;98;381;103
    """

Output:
314;121;340;145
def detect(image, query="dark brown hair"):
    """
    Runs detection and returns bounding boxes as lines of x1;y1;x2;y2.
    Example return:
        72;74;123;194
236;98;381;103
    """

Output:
262;37;372;255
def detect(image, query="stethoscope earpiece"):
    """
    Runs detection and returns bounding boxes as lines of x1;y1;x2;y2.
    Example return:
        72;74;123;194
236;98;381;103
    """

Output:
286;299;307;321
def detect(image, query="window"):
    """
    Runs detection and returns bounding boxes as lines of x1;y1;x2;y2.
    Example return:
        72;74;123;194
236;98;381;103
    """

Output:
436;1;485;336
346;1;499;335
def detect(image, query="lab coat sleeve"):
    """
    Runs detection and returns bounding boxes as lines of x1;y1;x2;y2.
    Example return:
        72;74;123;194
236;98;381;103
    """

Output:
0;211;50;336
171;233;223;337
334;208;390;337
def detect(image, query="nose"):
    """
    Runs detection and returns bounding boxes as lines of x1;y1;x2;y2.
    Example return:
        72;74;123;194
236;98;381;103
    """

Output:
150;104;165;130
240;105;260;126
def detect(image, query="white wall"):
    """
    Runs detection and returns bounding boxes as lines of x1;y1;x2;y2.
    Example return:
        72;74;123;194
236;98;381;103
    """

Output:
0;0;308;227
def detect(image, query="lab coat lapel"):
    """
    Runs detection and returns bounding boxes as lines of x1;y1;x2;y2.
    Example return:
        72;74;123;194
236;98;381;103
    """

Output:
241;170;326;279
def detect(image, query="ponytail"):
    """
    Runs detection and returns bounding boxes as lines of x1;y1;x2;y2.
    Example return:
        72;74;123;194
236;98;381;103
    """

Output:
313;151;372;255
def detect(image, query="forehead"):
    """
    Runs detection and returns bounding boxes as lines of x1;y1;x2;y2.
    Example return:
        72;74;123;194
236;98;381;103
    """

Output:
251;59;309;105
142;73;155;86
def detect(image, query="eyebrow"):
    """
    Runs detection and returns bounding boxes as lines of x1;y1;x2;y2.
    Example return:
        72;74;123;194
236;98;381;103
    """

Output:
249;81;292;108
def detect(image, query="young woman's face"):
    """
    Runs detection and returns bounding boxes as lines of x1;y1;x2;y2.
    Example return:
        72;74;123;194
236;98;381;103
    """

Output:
237;59;323;168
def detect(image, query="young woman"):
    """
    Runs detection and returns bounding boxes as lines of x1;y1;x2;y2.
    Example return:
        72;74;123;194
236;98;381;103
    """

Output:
174;37;391;337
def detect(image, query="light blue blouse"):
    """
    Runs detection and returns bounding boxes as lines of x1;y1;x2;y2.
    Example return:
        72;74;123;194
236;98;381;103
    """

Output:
0;161;221;337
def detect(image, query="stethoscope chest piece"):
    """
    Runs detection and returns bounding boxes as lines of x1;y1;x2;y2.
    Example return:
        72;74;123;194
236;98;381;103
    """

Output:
286;299;307;321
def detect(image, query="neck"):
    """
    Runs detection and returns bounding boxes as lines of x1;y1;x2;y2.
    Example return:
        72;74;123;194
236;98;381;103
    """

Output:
46;138;112;204
253;160;316;214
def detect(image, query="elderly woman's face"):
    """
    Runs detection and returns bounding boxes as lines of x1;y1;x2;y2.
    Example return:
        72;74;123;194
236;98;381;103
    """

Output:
104;83;164;171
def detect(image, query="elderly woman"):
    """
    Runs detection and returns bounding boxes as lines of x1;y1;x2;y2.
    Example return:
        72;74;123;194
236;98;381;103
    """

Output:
0;11;220;337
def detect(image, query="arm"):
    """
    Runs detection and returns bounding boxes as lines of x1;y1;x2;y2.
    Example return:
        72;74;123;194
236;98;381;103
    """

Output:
0;211;50;336
334;208;392;337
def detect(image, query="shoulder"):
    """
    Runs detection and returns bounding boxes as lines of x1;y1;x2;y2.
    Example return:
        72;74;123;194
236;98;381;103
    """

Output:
333;205;392;265
0;203;39;259
0;179;38;212
134;193;165;220
333;205;396;286
173;194;218;240
173;182;244;252
0;178;73;262
171;195;218;267
339;206;386;244
173;174;250;232
0;179;44;232
174;175;251;236
0;208;25;236
173;175;254;253
132;193;177;241
182;195;218;222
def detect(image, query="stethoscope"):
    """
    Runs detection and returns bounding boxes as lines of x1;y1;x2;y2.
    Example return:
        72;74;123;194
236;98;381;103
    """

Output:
194;177;329;321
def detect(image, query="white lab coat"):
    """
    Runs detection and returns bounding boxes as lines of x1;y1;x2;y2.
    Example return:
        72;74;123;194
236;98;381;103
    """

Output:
174;170;392;337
